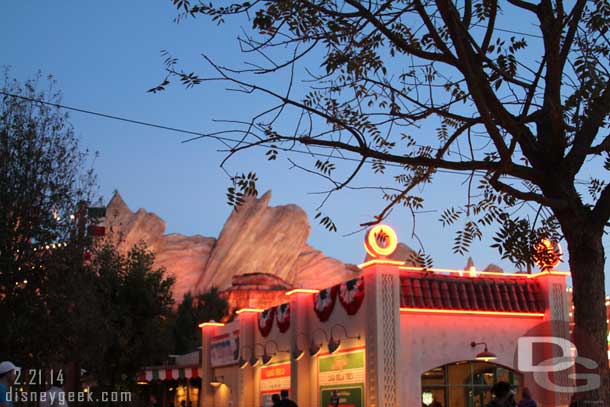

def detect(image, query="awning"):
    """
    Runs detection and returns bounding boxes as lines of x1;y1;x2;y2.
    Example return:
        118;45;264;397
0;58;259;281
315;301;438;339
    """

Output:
137;365;202;382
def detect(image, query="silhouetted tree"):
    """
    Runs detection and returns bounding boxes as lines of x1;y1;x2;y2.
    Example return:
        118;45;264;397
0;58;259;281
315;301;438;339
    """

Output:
89;242;175;390
0;71;97;370
173;288;229;354
154;1;610;402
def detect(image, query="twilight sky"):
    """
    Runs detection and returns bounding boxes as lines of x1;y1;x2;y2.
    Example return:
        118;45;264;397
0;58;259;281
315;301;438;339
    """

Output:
2;1;608;290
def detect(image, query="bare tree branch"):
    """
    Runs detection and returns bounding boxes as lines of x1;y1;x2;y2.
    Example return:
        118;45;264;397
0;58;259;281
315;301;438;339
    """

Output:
506;0;539;13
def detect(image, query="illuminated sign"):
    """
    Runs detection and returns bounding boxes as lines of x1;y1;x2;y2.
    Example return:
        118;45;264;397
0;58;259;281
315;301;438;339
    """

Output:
260;362;291;407
319;349;365;407
364;224;398;258
210;330;240;367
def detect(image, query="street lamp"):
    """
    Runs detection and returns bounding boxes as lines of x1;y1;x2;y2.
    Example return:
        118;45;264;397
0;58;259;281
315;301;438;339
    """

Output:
470;341;497;362
329;324;361;354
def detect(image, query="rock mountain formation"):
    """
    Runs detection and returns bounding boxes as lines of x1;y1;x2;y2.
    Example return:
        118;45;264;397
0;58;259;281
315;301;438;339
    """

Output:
103;191;503;302
104;191;362;301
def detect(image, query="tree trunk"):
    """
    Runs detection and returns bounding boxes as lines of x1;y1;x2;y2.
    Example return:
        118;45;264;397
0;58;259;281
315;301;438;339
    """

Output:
565;227;609;404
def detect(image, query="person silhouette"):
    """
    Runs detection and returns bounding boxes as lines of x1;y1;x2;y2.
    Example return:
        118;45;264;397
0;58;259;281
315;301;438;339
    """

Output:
330;390;339;407
279;389;297;407
517;388;537;407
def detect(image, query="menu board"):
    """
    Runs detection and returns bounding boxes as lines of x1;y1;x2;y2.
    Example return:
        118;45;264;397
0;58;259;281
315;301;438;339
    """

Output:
210;329;240;367
260;362;291;407
318;349;365;407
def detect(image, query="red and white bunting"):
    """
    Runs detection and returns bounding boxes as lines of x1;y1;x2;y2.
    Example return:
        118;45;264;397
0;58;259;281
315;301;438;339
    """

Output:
339;277;365;315
276;303;290;333
314;286;338;322
258;307;276;337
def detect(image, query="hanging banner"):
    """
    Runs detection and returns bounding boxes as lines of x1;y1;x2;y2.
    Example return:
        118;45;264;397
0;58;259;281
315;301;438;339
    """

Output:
338;277;365;316
318;349;365;407
258;308;276;337
276;303;290;333
314;286;338;322
260;361;291;407
210;329;240;367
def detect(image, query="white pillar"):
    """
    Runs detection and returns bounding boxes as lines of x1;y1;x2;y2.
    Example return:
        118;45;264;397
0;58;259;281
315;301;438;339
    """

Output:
236;312;258;407
362;262;402;407
288;292;314;407
201;324;221;407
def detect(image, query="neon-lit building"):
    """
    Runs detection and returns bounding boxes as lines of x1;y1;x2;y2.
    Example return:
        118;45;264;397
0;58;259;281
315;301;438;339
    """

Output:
199;226;572;407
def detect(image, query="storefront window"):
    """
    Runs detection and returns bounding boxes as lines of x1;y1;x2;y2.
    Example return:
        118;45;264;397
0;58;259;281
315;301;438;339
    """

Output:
421;361;522;407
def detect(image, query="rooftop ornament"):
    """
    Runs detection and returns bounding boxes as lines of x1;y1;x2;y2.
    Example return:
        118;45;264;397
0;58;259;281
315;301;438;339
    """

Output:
364;224;398;259
533;238;563;270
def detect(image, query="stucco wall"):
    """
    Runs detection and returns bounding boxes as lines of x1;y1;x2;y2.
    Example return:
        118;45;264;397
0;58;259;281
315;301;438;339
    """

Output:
254;307;292;359
305;288;366;407
212;365;238;407
399;312;543;406
253;305;292;407
306;293;365;352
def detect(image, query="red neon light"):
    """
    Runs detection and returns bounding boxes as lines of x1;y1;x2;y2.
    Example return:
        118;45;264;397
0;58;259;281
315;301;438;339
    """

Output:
398;266;569;279
399;307;545;317
528;270;570;278
359;259;405;268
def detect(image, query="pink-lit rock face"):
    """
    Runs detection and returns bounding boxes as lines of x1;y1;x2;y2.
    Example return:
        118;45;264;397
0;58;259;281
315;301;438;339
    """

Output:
292;245;360;289
104;192;166;252
195;191;311;291
103;191;360;302
104;193;216;302
155;234;216;303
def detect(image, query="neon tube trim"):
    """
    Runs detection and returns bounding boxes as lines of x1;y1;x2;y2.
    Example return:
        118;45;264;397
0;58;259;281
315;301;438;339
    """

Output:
236;308;264;315
359;259;406;268
397;266;569;279
400;307;545;317
285;289;319;296
198;322;225;328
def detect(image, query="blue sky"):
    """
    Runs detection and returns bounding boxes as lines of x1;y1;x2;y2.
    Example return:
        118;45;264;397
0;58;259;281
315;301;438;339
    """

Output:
2;1;608;289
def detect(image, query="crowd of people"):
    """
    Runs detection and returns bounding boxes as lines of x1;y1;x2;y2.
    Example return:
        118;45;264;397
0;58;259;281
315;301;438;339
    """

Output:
423;382;539;407
486;382;538;407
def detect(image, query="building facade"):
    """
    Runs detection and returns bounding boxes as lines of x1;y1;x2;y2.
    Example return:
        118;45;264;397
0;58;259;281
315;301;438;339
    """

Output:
199;226;572;407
